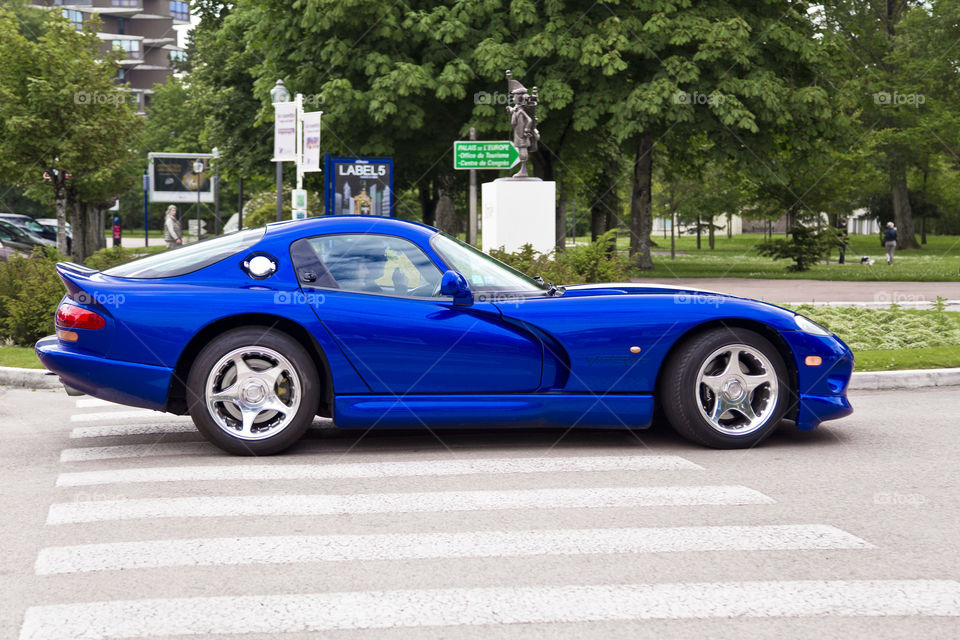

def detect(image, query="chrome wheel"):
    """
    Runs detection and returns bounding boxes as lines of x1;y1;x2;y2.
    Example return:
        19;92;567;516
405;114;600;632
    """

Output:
205;346;301;441
695;343;779;436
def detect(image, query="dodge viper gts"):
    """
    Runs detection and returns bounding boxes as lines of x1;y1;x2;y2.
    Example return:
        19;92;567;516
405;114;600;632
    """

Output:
36;216;853;454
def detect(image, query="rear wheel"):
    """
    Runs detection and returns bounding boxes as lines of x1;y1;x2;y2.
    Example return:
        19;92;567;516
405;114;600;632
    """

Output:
661;328;789;449
187;327;318;455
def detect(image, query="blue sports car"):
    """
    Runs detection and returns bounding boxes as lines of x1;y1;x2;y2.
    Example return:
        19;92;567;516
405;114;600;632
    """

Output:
36;216;853;455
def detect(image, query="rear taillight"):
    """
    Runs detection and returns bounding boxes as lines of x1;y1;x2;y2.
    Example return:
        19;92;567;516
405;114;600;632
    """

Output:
56;303;106;330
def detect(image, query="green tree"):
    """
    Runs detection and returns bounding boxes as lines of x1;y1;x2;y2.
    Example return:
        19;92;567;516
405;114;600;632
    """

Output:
0;9;141;260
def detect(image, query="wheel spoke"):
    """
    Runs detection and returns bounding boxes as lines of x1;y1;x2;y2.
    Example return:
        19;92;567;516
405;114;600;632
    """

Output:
709;396;729;423
257;363;286;391
239;406;260;435
701;374;724;393
743;371;773;393
232;354;254;379
720;348;743;377
261;396;291;416
733;398;758;423
209;384;240;406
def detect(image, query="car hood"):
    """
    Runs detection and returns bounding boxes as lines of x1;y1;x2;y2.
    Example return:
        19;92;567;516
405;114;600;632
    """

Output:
561;282;733;298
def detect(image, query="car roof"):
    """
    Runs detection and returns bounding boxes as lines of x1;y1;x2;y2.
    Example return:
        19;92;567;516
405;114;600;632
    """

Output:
0;213;32;220
263;215;439;243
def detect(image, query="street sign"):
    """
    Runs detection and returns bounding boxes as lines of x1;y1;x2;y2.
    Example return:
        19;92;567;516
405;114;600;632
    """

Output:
453;141;519;170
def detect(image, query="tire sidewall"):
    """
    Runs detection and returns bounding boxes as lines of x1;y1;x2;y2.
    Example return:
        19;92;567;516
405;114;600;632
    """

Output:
187;327;318;455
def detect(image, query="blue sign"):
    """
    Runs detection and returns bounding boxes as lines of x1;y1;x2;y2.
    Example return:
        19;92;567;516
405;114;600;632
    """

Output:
324;155;394;217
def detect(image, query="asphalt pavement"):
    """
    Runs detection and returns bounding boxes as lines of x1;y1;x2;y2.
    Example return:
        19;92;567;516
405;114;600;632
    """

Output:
1;385;958;639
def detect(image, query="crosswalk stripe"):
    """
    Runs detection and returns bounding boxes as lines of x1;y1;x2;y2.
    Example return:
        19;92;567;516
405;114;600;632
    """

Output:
69;410;191;423
55;455;703;487
46;485;773;524
69;423;198;439
19;580;960;638
34;524;871;575
60;442;213;463
75;398;121;408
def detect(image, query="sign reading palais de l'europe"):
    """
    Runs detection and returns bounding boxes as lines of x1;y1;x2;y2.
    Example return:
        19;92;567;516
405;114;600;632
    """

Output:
324;156;394;216
453;141;520;170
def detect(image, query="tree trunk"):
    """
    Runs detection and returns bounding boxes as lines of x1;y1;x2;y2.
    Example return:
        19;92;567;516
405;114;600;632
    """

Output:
419;181;437;227
708;216;715;250
54;179;69;256
433;174;455;233
696;214;701;249
629;135;654;270
556;190;566;253
889;161;918;249
590;198;606;242
726;212;733;239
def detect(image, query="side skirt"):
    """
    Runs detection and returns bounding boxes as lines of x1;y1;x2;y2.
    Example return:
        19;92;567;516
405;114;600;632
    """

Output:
333;394;654;430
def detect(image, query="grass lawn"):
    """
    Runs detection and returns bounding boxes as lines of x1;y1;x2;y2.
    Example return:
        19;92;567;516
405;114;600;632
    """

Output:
105;229;165;239
570;233;960;281
0;346;42;369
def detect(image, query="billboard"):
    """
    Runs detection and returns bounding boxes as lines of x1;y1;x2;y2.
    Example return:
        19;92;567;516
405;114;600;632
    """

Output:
324;156;393;216
147;153;214;203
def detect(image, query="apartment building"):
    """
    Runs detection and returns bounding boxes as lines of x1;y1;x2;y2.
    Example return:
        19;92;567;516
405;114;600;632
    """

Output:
35;1;189;114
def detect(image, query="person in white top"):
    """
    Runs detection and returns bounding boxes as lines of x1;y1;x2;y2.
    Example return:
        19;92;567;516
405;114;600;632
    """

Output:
164;205;182;249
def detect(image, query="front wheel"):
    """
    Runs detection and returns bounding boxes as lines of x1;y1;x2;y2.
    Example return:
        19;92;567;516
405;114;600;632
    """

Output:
187;327;319;455
660;328;790;449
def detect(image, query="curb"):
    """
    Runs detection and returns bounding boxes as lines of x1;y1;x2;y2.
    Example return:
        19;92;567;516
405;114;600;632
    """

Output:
0;365;62;389
3;365;959;393
848;367;960;391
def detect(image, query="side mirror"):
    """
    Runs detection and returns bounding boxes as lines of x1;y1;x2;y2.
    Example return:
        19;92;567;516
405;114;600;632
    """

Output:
440;270;473;305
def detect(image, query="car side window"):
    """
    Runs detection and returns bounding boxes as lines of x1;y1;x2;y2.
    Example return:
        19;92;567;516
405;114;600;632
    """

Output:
292;234;443;297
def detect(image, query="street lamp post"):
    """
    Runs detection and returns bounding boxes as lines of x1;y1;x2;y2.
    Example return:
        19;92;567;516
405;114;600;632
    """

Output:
212;147;220;235
270;79;291;222
193;159;204;242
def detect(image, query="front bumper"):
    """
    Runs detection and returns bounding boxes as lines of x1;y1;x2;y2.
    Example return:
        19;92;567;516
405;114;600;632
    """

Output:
779;330;855;430
35;336;173;412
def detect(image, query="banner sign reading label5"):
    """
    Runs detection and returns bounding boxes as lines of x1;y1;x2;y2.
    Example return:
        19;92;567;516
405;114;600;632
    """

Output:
324;156;394;217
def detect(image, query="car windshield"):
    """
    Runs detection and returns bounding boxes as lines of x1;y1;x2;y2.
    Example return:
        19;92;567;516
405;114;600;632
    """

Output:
104;227;265;279
430;232;546;294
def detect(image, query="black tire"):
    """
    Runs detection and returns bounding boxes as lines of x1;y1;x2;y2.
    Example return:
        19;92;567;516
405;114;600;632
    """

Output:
660;327;790;449
187;327;319;455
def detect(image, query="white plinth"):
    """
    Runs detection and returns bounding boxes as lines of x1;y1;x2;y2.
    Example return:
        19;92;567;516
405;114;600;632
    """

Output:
481;179;556;255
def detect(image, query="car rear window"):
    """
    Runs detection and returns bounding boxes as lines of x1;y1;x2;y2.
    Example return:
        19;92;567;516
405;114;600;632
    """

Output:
104;227;266;279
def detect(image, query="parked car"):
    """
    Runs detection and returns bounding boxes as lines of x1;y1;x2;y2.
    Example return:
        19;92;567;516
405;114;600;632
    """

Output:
37;216;854;455
0;213;58;246
0;219;52;253
0;237;20;262
34;218;72;253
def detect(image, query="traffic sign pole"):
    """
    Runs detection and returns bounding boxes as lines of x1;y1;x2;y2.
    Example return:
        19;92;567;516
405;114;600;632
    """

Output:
468;127;477;246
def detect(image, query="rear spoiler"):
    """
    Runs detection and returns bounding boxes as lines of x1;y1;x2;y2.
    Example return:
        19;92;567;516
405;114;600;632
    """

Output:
56;262;98;302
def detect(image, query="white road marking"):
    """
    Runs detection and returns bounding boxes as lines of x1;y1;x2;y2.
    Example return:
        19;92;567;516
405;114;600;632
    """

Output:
55;455;703;487
46;485;772;524
75;398;121;408
34;524;871;575
69;423;198;439
69;410;191;423
19;580;960;639
59;442;214;463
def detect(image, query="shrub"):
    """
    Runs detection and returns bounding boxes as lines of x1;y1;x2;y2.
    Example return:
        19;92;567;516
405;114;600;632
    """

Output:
489;230;633;284
0;248;65;346
85;246;140;271
756;225;840;272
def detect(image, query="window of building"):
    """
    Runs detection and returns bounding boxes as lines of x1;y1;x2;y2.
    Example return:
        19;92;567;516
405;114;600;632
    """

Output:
62;9;83;30
112;39;141;57
110;1;139;7
169;50;187;63
169;1;189;21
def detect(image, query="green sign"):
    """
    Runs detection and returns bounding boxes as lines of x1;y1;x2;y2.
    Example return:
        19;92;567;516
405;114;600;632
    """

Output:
454;141;520;170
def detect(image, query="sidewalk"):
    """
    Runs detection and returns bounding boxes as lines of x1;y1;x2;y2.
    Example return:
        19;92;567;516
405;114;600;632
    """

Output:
634;277;960;304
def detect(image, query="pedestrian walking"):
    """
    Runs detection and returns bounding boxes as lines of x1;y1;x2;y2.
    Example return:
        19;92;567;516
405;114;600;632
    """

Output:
883;221;897;265
164;205;182;249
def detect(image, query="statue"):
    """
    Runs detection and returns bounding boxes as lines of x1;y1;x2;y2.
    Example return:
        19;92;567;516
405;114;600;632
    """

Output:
505;70;540;179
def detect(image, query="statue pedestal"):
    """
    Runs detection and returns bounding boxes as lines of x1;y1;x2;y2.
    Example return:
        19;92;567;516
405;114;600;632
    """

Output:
481;180;556;255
